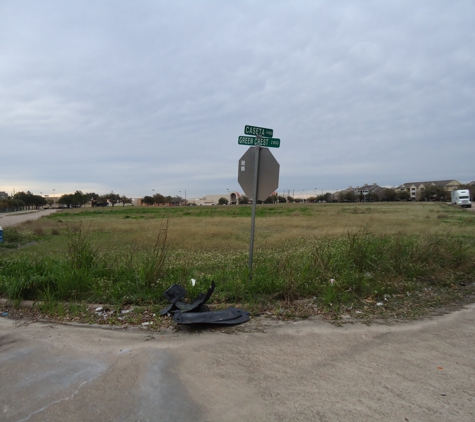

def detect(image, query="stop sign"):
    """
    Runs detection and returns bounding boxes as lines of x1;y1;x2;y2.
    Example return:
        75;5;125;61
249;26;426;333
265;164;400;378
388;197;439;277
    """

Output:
238;147;280;201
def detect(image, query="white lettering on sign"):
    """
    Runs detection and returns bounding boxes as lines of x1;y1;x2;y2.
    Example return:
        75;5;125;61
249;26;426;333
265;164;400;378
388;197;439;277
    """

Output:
245;126;266;136
256;138;269;146
239;136;255;145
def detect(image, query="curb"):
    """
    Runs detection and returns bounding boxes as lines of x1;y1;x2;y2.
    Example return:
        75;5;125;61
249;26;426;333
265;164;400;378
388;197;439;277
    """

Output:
0;298;42;308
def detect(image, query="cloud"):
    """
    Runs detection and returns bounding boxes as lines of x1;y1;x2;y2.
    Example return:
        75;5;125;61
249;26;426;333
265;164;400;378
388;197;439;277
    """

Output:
1;0;474;198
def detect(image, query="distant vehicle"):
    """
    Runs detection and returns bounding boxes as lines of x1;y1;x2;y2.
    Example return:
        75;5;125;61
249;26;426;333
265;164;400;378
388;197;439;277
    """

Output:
451;189;472;208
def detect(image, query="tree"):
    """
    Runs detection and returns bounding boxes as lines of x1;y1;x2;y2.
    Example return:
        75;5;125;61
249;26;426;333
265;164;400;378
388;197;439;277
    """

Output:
264;194;278;204
58;191;88;208
383;189;397;202
397;190;410;201
367;192;379;202
152;193;165;205
102;192;121;206
72;190;89;207
0;198;25;212
239;195;249;204
142;196;154;206
218;197;229;205
433;186;449;201
120;195;132;206
171;196;182;206
58;194;74;207
344;191;356;202
85;192;99;206
13;191;46;209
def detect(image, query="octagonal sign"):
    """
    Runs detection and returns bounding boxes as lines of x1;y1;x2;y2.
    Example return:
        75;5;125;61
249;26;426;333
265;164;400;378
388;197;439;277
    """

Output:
238;147;280;201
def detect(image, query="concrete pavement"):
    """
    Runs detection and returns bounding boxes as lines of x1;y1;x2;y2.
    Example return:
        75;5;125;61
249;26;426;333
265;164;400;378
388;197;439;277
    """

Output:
1;304;474;421
0;209;58;228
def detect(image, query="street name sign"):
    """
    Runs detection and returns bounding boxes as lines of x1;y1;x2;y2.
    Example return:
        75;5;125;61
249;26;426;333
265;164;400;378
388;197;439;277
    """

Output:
238;124;280;276
244;125;273;138
238;136;280;148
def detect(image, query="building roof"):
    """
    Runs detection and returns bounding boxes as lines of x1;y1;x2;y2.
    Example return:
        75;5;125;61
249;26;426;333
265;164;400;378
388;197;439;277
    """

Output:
354;183;384;193
398;180;460;188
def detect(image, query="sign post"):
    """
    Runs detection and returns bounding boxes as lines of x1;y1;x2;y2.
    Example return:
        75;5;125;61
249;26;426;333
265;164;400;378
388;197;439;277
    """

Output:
238;126;280;278
248;145;260;273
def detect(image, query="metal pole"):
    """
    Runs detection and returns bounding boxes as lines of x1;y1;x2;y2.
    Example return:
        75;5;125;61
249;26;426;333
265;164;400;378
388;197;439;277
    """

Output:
248;145;261;277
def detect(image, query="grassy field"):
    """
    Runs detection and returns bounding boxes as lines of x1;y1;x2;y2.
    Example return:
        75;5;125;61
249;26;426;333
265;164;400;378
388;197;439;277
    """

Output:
1;202;475;321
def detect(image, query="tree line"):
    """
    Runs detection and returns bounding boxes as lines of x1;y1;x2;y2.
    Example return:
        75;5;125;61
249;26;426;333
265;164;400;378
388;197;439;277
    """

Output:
0;190;134;212
142;193;183;206
58;191;132;207
0;191;47;212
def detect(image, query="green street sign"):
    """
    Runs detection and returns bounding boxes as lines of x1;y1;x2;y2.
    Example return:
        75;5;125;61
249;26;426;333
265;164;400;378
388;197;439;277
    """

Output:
244;125;273;138
238;136;280;148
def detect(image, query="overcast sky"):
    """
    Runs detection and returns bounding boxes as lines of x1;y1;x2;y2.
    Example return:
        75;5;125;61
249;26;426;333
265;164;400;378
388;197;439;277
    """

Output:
1;0;474;199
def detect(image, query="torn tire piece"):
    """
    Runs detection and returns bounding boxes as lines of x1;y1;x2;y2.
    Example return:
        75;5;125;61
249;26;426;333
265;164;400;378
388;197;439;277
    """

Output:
173;307;249;325
174;281;216;312
159;281;216;315
163;284;186;304
158;303;175;316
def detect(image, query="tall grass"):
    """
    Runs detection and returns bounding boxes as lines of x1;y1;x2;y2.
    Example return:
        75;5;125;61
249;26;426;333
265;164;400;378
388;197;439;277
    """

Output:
0;226;37;248
0;219;170;303
0;204;475;307
1;229;472;308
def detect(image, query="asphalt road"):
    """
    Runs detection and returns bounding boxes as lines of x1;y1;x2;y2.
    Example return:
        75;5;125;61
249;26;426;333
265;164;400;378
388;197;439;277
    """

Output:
1;305;474;421
0;209;58;228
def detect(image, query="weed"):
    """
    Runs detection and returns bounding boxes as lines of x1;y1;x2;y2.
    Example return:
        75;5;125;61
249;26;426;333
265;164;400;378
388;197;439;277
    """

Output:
0;226;32;248
66;222;98;270
137;218;169;288
32;227;45;236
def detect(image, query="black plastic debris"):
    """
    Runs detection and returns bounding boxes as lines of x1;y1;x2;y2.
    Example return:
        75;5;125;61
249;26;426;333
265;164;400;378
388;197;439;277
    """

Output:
164;284;186;303
159;281;249;326
159;281;216;316
173;307;249;325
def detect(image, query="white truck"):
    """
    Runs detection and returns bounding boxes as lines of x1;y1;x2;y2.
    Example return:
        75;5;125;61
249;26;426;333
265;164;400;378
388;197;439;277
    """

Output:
451;189;472;208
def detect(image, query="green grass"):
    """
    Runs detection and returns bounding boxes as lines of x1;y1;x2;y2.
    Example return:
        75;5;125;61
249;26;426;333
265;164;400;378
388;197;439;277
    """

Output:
1;203;475;316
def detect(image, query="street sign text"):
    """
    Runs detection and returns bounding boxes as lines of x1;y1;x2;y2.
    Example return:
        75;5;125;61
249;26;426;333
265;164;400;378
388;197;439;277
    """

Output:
238;136;280;148
244;125;273;138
